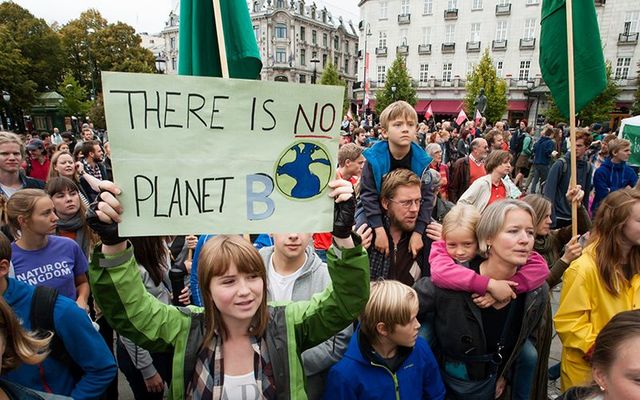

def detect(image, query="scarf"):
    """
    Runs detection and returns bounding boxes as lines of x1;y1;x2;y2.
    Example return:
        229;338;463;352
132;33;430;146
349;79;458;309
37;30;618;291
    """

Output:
187;335;276;400
56;213;90;257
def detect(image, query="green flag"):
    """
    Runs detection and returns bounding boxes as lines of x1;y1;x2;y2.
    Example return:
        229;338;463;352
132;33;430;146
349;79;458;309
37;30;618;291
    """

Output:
539;0;607;119
179;0;262;78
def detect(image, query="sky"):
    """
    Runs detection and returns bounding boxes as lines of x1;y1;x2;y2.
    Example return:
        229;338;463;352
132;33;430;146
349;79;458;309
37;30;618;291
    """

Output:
10;0;360;34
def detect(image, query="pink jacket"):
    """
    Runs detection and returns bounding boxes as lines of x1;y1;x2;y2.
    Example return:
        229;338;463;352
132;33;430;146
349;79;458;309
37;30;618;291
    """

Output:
429;240;549;294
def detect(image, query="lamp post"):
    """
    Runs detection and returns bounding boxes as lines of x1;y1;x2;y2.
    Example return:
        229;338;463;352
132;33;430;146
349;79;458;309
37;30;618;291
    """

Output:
86;28;96;101
362;23;372;117
310;57;320;84
526;79;534;123
391;85;397;101
1;91;10;131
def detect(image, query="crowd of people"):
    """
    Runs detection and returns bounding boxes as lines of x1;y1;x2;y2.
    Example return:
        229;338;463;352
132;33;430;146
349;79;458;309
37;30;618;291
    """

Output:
0;100;636;400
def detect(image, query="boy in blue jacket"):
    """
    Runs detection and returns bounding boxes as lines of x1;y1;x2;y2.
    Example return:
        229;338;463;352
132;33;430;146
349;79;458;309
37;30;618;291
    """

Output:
592;138;638;214
0;232;117;399
323;280;445;399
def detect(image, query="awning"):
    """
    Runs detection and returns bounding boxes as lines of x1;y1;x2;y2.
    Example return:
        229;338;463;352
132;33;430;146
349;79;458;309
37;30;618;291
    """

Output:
416;100;464;114
508;100;528;111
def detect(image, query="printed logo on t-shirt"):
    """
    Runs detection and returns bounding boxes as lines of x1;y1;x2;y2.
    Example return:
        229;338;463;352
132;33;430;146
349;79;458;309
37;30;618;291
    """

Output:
15;261;72;286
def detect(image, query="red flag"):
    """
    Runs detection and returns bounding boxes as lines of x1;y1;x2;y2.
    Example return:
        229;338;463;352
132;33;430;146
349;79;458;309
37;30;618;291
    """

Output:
424;104;433;120
475;109;482;125
456;109;467;126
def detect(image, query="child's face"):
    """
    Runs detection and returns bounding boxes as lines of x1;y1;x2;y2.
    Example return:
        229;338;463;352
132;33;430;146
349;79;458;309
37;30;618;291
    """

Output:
384;116;416;148
387;303;420;348
445;228;478;263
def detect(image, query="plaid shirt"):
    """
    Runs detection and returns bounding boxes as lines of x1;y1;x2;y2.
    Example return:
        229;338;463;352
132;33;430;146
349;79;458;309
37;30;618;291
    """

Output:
187;334;276;400
83;159;103;180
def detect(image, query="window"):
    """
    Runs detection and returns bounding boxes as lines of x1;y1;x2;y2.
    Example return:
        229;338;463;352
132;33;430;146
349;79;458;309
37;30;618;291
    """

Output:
276;48;287;63
495;60;503;77
615;57;631;80
312;51;318;59
625;11;640;33
445;25;455;43
345;58;349;72
275;24;287;39
322;54;327;67
419;63;429;82
301;49;306;65
519;60;531;80
171;57;176;71
442;63;452;82
334;55;338;66
524;18;536;40
379;31;387;48
300;75;306;83
472;0;482;10
447;0;457;10
323;33;328;47
377;65;386;83
380;1;388;18
276;0;285;7
467;62;476;74
345;40;350;53
421;27;432;44
470;23;481;42
497;0;508;5
354;60;358;75
253;26;260;41
300;26;306;42
401;0;410;15
423;0;432;14
312;30;317;44
526;0;539;4
170;37;176;50
334;36;339;50
496;21;508;41
400;29;408;45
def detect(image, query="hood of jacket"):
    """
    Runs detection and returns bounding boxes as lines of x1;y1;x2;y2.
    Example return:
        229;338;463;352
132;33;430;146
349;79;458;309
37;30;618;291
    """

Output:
342;326;413;371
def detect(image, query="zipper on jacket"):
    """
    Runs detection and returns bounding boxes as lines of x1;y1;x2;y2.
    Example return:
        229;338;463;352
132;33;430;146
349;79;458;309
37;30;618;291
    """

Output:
370;361;401;400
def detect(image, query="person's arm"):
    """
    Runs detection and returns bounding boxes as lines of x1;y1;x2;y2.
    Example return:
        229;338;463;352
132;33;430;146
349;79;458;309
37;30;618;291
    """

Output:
543;161;562;224
359;161;384;229
322;363;360;400
509;251;550;293
55;300;118;399
413;277;436;320
419;340;446;400
591;168;608;214
74;274;90;311
415;173;435;234
80;170;103;192
120;335;158;380
429;240;490;294
301;324;353;376
457;178;481;207
189;234;213;307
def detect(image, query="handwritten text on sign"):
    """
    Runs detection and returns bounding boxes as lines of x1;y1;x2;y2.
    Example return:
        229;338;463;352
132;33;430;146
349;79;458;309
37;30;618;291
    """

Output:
102;72;343;236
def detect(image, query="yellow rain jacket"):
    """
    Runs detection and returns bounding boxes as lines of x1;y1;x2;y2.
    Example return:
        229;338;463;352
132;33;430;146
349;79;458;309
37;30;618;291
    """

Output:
554;244;640;390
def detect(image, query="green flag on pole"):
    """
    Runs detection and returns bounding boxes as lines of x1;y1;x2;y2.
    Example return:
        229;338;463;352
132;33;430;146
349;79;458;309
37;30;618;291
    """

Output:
539;0;607;119
178;0;262;78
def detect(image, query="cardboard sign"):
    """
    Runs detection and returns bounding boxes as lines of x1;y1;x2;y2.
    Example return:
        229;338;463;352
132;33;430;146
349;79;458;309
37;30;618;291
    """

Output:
102;72;342;235
622;123;640;167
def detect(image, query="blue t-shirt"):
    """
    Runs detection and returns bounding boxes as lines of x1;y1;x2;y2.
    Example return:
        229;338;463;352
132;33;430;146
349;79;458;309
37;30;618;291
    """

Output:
11;235;88;300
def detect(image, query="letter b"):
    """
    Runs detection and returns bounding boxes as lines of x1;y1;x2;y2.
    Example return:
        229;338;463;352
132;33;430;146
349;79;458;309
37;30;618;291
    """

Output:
246;174;275;220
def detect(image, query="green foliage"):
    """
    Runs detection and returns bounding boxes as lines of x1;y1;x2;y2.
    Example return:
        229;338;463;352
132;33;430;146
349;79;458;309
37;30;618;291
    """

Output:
463;49;507;124
544;62;620;126
632;63;640;116
375;55;416;115
88;93;105;130
58;74;92;117
0;25;37;115
319;63;349;115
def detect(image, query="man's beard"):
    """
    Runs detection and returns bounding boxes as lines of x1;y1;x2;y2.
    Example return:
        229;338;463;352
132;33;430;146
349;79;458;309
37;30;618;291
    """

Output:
388;210;416;233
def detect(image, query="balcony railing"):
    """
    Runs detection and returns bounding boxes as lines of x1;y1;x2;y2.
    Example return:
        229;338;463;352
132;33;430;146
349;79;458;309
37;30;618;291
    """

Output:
594;0;605;6
398;14;411;24
418;44;432;55
441;42;456;53
397;45;409;54
466;41;481;52
375;46;388;56
618;32;639;45
492;39;508;50
495;3;511;15
520;37;536;49
444;9;458;20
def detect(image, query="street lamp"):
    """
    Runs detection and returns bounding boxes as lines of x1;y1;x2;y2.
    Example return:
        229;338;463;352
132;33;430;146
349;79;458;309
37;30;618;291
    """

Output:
86;28;97;101
310;57;320;84
362;23;372;117
391;85;397;101
1;91;10;131
526;79;535;123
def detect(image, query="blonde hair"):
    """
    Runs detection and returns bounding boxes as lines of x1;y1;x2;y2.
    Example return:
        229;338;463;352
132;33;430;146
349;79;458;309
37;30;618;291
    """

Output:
6;189;49;237
197;235;268;344
0;131;24;156
442;204;481;241
379;101;417;130
360;280;418;343
338;143;364;167
476;199;536;257
607;138;631;159
48;151;78;182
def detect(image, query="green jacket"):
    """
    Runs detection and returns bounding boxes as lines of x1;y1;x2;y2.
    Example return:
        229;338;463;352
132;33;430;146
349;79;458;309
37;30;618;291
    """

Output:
89;241;369;399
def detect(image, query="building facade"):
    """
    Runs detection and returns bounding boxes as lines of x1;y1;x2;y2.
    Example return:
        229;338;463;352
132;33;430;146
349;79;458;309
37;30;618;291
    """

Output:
160;11;180;74
356;0;639;125
139;32;167;73
250;0;359;94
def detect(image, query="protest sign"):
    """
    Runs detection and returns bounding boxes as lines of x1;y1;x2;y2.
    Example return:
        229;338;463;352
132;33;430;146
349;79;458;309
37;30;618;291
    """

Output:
620;116;640;167
102;72;343;236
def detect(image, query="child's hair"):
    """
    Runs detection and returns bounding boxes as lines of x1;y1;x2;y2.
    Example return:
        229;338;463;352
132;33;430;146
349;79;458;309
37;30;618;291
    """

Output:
338;143;364;167
442;204;481;241
607;138;631;158
592;309;640;372
379;101;417;130
6;189;49;237
197;235;268;343
360;280;418;343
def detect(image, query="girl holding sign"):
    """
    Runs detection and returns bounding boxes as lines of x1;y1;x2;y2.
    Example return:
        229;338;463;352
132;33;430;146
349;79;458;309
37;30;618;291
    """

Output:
87;179;369;399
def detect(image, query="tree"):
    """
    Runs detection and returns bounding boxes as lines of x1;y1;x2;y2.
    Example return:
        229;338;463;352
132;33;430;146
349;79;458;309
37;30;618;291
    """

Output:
631;63;640;116
544;62;620;126
0;26;37;126
58;74;92;117
60;10;156;97
88;93;105;130
375;55;416;115
463;49;508;124
319;63;349;115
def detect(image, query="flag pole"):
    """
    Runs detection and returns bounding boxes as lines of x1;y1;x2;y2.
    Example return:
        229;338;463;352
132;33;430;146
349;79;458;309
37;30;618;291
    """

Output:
565;0;578;237
212;0;230;78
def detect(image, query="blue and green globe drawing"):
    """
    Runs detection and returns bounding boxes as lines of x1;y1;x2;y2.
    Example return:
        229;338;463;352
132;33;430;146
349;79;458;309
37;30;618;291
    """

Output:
275;142;332;200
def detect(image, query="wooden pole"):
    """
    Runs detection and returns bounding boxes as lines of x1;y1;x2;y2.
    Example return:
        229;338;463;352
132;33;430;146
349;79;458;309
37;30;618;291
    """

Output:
565;0;578;238
212;0;230;78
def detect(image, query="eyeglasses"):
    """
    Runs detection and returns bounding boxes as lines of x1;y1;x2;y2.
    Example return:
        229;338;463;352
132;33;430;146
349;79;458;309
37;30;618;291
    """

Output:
389;198;422;209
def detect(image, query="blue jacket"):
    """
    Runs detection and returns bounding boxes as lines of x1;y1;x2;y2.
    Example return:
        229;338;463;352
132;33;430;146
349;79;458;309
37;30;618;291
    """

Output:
532;136;555;165
2;279;117;399
543;153;592;224
592;158;639;214
363;141;432;192
323;328;445;400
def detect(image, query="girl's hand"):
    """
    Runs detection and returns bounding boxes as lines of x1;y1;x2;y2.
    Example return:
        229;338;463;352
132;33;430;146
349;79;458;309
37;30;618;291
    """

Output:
144;373;164;393
178;284;191;305
471;293;497;308
561;235;583;264
374;227;390;256
355;223;373;249
487;279;518;302
409;231;423;258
